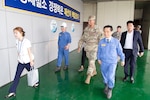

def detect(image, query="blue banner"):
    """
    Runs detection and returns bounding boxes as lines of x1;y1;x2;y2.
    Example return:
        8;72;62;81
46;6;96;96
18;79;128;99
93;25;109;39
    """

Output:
4;0;80;22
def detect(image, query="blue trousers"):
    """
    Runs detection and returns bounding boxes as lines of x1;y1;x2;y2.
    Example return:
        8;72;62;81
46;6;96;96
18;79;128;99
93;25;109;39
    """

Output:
57;48;69;67
100;62;117;89
9;63;31;93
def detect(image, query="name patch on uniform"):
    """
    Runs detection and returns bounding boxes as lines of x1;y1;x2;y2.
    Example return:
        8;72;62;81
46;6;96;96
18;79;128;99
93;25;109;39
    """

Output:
101;44;106;46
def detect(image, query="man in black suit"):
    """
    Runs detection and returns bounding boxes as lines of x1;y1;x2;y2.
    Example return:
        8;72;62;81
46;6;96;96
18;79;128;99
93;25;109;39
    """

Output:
120;21;144;83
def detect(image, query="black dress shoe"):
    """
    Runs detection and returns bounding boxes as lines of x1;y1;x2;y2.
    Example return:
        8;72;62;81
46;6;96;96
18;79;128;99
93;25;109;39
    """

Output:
130;77;134;84
5;93;16;98
123;77;128;82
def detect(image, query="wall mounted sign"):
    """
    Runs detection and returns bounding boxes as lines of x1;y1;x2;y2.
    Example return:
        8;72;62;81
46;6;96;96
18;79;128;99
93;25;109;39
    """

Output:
71;23;75;32
4;0;80;22
50;20;57;33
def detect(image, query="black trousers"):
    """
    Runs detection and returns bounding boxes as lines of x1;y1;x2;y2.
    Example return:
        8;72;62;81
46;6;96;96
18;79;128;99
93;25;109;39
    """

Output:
81;48;86;66
123;49;137;78
9;63;30;93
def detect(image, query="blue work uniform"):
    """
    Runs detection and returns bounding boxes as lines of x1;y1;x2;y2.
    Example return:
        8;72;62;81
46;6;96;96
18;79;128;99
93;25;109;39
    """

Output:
57;31;71;67
97;37;125;88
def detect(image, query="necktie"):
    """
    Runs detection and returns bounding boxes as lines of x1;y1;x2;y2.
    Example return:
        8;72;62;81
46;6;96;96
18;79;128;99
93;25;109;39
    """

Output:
107;39;109;43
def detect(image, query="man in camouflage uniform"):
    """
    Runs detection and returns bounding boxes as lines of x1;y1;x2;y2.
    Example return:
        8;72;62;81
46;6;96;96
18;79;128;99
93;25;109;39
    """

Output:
112;26;122;41
78;15;103;84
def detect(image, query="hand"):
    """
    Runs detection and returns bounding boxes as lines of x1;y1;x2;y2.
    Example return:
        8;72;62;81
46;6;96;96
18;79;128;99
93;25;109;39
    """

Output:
98;60;101;65
77;48;81;53
65;45;69;50
30;60;34;67
139;52;144;57
121;61;125;66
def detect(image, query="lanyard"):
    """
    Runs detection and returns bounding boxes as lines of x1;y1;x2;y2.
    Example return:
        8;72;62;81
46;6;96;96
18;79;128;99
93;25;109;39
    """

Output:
17;38;24;54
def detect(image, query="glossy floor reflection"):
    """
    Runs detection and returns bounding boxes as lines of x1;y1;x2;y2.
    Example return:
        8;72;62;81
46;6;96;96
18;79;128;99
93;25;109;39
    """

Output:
0;50;150;100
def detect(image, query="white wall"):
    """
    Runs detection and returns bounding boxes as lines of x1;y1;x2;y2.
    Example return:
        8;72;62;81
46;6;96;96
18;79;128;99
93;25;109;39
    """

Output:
83;3;97;22
0;0;83;87
97;1;135;32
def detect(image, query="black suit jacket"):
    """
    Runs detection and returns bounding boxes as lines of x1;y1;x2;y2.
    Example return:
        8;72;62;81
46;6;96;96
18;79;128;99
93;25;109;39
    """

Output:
120;30;144;56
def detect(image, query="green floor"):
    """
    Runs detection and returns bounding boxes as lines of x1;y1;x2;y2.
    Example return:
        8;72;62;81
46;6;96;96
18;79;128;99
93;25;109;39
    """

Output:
0;50;150;100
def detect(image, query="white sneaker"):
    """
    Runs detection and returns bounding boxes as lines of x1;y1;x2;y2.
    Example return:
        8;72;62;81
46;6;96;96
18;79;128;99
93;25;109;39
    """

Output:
5;92;16;98
33;83;39;88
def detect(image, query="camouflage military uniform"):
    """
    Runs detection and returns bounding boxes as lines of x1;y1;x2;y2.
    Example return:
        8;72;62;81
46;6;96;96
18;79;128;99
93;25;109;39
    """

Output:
78;25;103;76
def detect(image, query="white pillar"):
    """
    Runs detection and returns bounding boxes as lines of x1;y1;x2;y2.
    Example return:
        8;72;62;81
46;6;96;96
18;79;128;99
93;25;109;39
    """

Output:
97;1;135;32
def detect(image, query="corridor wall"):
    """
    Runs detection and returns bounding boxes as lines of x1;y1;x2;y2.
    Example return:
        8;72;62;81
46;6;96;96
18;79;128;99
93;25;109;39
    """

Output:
97;1;134;32
0;0;83;87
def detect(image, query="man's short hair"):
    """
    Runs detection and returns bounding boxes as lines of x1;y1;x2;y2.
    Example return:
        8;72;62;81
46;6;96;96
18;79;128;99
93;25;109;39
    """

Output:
103;25;113;31
117;26;121;28
127;20;134;25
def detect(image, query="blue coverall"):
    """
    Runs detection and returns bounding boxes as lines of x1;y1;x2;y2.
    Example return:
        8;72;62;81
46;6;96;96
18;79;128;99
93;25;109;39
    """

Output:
97;37;125;89
57;31;71;67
